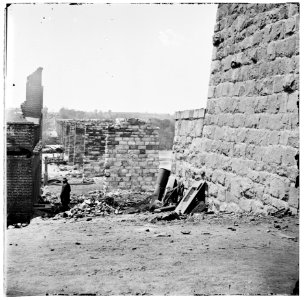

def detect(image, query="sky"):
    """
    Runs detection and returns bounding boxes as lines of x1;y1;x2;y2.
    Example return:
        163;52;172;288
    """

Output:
5;2;217;114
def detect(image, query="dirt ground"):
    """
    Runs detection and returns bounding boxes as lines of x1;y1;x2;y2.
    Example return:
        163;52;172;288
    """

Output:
5;210;299;296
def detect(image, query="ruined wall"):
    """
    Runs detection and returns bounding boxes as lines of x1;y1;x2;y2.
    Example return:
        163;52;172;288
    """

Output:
172;109;206;188
57;119;160;191
173;3;299;215
7;122;40;152
104;119;159;191
7;123;42;223
57;120;112;176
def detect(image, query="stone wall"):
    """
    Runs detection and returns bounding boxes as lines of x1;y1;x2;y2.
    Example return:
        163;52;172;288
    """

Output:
57;118;160;191
104;119;159;191
172;3;299;215
57;119;112;176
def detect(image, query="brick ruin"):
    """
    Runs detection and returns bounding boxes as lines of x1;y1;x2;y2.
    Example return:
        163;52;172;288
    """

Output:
57;118;159;191
173;3;299;215
7;68;44;223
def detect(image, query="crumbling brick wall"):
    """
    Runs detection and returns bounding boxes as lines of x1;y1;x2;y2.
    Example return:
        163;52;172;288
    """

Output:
57;118;160;191
7;123;42;223
172;3;299;215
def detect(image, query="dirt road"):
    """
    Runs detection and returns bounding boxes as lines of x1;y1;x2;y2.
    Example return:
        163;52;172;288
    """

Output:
5;212;299;296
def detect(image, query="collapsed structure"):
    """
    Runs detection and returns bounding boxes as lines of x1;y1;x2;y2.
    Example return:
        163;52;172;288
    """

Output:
56;118;160;191
173;3;299;215
7;68;44;223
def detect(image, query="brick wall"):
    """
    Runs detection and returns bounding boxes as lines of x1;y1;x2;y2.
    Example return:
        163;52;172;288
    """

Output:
7;122;40;151
21;67;43;119
172;3;299;215
7;156;34;222
7;122;42;223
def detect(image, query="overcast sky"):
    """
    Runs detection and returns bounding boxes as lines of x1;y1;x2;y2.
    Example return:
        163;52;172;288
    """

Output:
5;3;217;114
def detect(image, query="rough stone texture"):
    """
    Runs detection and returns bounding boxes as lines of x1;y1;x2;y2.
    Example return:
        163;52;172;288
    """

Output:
173;3;299;215
57;119;160;191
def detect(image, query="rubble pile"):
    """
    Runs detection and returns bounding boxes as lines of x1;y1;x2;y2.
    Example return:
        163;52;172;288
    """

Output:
40;188;153;219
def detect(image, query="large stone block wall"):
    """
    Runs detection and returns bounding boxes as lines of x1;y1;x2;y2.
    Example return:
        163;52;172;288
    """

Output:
172;3;299;215
104;119;159;191
57;119;160;191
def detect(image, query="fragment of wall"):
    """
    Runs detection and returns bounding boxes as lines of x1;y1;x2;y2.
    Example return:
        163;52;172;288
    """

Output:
104;119;159;191
7;122;42;223
173;3;299;215
56;118;160;191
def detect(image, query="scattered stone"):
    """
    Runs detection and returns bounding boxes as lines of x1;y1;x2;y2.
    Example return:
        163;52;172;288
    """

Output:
86;217;92;221
75;242;81;245
155;233;171;237
132;247;137;250
50;249;54;251
145;229;150;232
181;230;191;235
274;224;281;229
227;227;236;231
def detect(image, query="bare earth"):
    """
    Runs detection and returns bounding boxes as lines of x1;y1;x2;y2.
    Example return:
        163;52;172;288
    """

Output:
5;212;299;296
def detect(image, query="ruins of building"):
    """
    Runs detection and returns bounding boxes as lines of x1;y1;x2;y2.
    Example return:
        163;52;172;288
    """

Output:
57;118;160;191
6;68;44;223
172;3;299;215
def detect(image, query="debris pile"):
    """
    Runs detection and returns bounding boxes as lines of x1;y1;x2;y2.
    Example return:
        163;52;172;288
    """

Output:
39;189;154;219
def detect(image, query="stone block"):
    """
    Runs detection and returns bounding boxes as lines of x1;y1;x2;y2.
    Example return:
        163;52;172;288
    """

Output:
287;131;299;148
275;34;298;58
267;114;283;130
268;130;280;145
265;175;289;199
283;74;297;93
287;91;299;112
288;186;299;209
239;199;253;212
263;194;289;210
267;42;276;60
278;93;288;113
263;146;282;165
273;76;284;93
233;143;246;158
288;3;299;17
226;202;242;213
233;114;245;128
281;146;298;167
284;16;296;36
270;20;285;41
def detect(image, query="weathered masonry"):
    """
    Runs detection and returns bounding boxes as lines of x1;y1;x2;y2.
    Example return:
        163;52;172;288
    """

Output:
173;3;299;215
7;123;42;223
57;118;160;191
6;67;44;223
